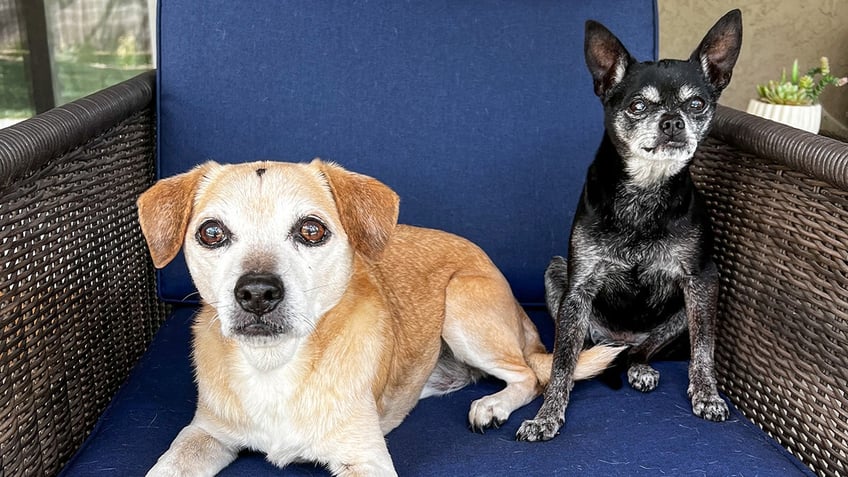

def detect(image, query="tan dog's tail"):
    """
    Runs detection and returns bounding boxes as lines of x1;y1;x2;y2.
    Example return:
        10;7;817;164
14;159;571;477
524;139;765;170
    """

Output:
526;345;626;387
519;304;625;387
574;345;627;380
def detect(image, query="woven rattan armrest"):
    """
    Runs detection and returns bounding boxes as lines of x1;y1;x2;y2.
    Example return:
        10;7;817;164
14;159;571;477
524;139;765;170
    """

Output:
0;71;168;476
692;105;848;477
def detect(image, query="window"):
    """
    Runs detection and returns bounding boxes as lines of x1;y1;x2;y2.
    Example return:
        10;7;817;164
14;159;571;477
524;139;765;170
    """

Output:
0;0;33;127
0;0;154;129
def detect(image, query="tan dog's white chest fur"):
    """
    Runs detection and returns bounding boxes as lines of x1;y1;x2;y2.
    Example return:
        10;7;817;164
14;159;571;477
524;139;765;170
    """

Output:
137;159;621;476
192;266;394;456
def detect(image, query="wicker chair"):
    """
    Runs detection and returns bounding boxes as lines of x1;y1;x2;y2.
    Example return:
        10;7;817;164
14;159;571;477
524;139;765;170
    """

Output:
1;71;846;477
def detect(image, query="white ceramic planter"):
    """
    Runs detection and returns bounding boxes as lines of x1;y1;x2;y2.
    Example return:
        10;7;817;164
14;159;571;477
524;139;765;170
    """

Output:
746;99;821;134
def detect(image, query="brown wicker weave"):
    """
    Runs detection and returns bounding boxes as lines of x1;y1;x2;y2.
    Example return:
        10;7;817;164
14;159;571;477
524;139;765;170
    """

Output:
0;74;846;477
0;71;169;476
692;105;848;477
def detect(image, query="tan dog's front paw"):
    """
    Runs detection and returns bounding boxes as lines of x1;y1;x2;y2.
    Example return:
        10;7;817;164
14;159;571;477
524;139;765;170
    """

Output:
145;464;171;477
146;423;237;477
146;460;201;477
330;460;398;477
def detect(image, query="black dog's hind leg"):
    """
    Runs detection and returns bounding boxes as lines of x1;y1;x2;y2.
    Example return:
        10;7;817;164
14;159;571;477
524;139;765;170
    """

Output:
544;256;569;318
625;309;688;392
548;256;625;390
516;256;596;442
684;262;729;421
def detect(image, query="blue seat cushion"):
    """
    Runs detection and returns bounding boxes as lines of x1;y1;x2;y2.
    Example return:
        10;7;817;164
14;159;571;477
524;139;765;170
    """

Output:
156;0;658;304
61;307;813;476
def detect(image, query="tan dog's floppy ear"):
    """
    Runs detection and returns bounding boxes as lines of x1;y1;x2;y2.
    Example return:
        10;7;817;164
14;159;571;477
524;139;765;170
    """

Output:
137;162;215;268
313;159;400;261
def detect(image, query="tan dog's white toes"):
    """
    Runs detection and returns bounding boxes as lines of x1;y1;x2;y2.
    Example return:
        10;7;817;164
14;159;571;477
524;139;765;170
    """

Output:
333;465;397;477
468;394;512;431
145;423;237;477
326;454;398;477
627;363;660;392
466;374;540;433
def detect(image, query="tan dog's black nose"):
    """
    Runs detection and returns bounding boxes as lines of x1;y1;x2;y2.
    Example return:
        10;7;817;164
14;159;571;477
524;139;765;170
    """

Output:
234;273;284;315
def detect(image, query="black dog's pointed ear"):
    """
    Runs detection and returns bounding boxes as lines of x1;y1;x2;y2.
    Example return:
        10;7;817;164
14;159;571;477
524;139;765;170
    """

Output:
689;9;743;93
585;20;633;98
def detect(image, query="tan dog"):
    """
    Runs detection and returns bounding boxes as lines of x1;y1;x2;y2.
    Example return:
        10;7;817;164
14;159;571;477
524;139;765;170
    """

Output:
137;159;620;476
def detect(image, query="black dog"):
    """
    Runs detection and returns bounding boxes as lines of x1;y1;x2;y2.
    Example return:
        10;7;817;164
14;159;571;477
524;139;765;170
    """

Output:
516;10;743;442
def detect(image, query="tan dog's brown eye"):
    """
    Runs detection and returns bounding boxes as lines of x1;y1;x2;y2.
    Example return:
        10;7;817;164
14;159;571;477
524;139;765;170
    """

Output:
297;218;328;245
197;219;229;248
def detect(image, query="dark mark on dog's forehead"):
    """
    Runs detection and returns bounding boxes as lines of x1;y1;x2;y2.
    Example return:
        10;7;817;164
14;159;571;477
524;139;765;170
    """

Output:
256;168;266;177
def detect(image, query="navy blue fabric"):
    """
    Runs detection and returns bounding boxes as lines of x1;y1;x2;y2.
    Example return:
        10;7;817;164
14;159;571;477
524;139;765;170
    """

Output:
61;307;814;476
155;0;659;304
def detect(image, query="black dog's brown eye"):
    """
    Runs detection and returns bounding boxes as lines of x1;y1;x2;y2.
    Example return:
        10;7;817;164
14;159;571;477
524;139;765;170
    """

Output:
197;219;229;248
298;218;328;245
628;99;647;114
688;97;706;112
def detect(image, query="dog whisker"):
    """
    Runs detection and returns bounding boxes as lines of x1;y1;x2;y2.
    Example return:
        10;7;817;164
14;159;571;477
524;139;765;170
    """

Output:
303;283;331;293
206;313;222;331
181;291;201;301
291;311;317;333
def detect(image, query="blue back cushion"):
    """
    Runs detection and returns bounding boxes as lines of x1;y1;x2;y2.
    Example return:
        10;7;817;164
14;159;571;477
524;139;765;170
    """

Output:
157;1;658;304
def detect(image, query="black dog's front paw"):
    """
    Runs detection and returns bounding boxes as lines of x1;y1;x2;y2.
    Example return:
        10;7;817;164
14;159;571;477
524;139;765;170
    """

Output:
627;364;660;392
691;391;729;421
515;417;563;442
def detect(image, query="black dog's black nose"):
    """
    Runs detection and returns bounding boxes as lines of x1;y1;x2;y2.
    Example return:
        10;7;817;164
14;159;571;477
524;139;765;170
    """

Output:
234;273;284;315
660;114;685;137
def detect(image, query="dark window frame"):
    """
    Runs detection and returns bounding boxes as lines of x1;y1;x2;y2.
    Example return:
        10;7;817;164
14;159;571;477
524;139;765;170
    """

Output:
20;0;55;114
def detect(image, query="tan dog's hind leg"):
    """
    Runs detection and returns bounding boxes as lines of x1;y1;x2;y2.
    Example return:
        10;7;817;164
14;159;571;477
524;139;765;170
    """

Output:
443;272;625;432
146;422;237;477
442;274;542;431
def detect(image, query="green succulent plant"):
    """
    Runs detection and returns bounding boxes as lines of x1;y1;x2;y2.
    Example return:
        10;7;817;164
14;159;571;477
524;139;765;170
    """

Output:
756;57;847;106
